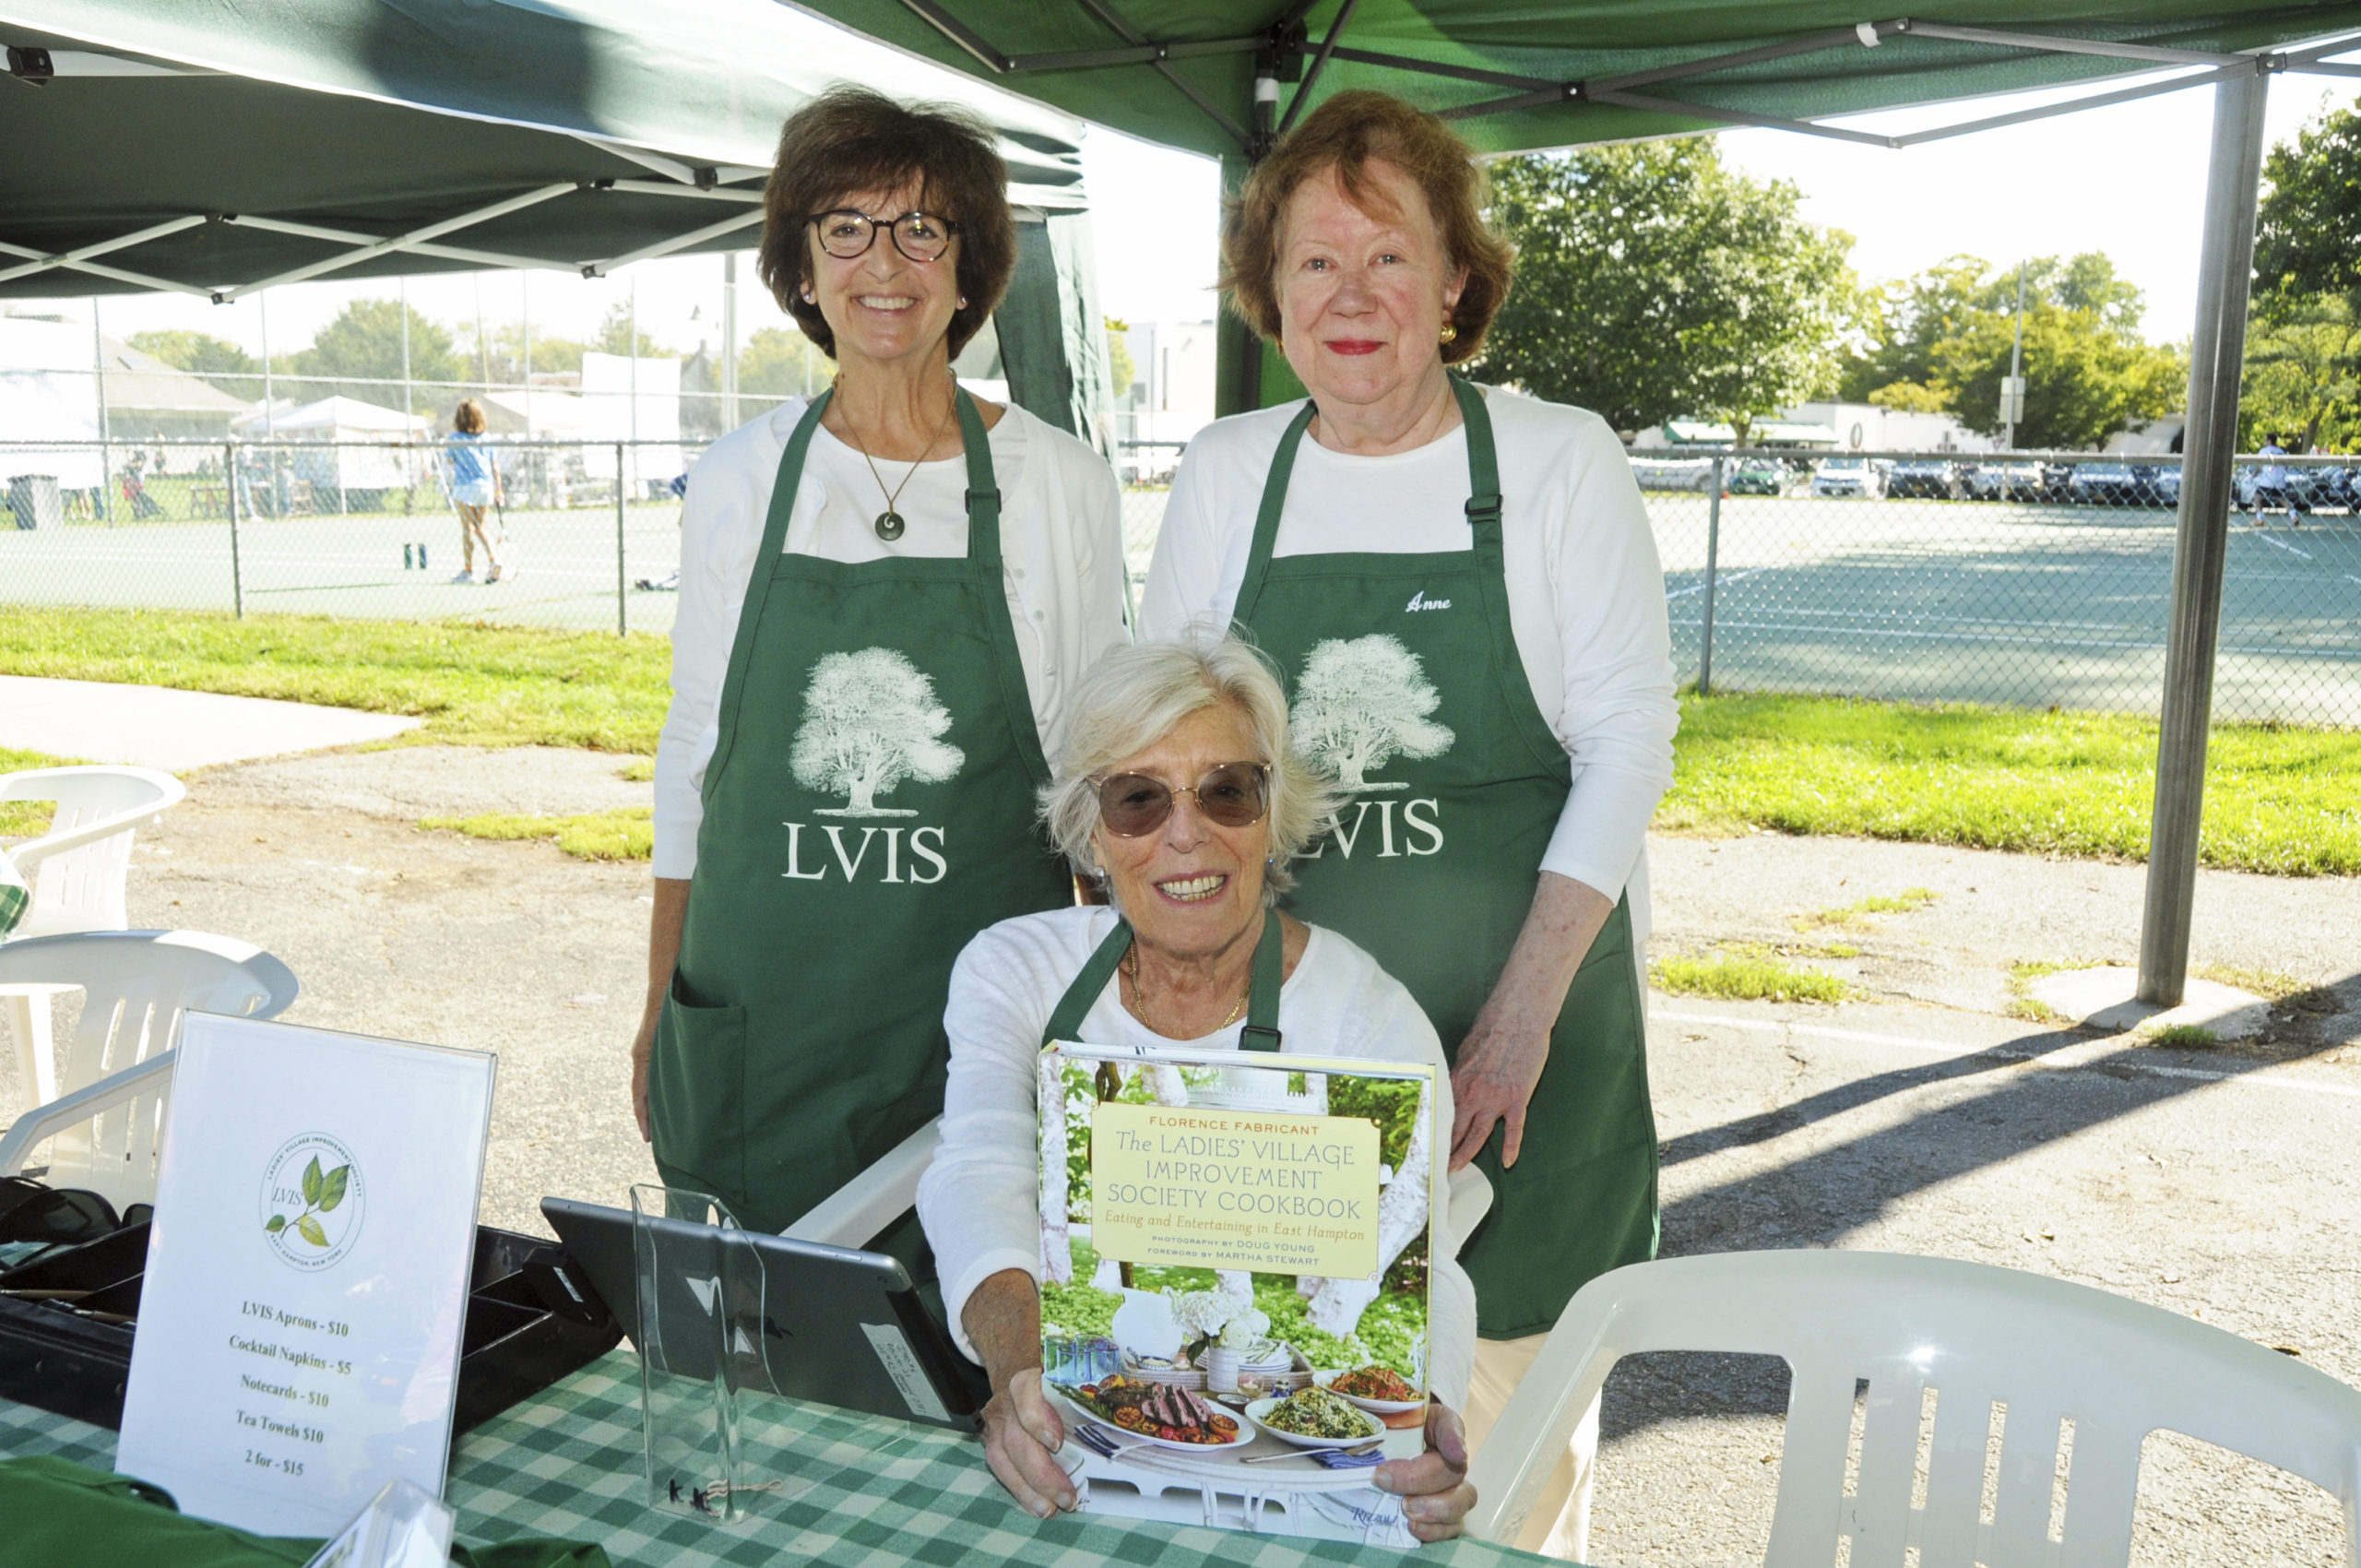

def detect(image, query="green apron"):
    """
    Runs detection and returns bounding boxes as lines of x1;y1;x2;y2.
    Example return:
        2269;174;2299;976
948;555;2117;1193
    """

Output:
1230;376;1658;1339
651;389;1072;1237
1040;909;1285;1050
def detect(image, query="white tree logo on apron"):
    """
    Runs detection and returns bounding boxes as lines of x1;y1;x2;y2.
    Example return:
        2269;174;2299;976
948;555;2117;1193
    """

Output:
1289;634;1453;792
789;647;965;817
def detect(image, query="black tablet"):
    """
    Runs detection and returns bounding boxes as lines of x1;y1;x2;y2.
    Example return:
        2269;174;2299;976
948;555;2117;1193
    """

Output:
540;1195;979;1431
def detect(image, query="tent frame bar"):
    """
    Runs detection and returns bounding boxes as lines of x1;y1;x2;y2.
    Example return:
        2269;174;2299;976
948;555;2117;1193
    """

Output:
583;208;766;278
883;5;2358;158
0;215;208;289
221;183;579;299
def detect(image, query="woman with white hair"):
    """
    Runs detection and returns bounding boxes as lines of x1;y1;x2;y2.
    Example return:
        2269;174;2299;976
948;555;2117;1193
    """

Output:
917;636;1479;1538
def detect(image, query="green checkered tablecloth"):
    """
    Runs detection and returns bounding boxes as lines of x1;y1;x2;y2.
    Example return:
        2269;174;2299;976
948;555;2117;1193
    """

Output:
0;1353;1553;1566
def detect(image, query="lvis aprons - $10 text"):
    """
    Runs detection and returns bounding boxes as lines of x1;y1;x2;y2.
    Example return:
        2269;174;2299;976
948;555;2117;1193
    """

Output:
651;390;1070;1238
1231;377;1656;1338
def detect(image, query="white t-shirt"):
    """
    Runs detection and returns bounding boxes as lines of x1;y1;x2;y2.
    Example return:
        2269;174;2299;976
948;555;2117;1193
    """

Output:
1140;387;1676;920
654;396;1131;879
917;905;1478;1409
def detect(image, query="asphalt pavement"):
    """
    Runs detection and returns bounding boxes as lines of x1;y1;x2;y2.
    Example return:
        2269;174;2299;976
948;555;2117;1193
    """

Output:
3;743;2355;1565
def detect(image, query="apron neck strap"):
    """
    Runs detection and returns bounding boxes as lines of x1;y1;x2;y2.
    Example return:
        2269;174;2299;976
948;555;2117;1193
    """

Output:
1235;378;1501;622
1039;909;1287;1051
954;386;1003;568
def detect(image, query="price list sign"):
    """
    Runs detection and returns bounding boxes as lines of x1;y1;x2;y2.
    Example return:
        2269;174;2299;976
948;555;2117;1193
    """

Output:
116;1015;495;1535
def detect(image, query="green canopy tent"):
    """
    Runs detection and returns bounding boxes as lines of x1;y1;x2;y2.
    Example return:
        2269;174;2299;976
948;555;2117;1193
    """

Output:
0;0;1112;437
773;0;2360;1005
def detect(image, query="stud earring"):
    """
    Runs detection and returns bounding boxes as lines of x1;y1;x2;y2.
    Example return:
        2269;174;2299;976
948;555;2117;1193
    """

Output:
1439;322;1458;345
957;296;968;309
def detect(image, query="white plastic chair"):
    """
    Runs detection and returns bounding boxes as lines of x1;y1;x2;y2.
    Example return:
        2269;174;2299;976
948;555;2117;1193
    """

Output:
0;930;298;1212
1;766;186;1109
0;766;185;940
1464;1250;2361;1567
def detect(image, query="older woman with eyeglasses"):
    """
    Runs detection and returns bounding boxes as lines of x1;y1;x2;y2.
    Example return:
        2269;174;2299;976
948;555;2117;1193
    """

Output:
635;85;1128;1245
917;637;1479;1537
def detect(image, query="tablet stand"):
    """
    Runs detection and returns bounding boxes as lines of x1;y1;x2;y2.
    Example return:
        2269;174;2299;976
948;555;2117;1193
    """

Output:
630;1184;923;1526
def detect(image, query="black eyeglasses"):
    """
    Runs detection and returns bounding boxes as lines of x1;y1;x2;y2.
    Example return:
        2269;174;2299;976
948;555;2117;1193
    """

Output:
1093;763;1270;837
808;209;959;264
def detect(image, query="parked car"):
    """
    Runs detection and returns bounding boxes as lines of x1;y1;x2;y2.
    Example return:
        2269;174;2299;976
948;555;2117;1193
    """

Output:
2039;462;2076;502
1627;455;1719;493
1886;458;1959;500
1811;455;1886;499
2233;461;2352;513
1726;457;1788;496
2069;462;2177;508
1961;460;2044;501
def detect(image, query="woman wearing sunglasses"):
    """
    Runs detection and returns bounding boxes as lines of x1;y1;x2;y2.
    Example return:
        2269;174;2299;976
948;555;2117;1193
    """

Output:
635;85;1128;1242
917;637;1479;1538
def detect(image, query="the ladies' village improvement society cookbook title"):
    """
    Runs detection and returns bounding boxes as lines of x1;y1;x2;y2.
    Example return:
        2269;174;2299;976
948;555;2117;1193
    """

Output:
1037;1040;1439;1542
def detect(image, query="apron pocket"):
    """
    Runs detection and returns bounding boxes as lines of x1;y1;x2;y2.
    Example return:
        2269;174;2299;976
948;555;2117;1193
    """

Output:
651;979;747;1206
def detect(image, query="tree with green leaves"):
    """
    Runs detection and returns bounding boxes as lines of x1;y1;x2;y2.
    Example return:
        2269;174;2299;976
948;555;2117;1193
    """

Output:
2255;98;2361;312
1106;316;1136;400
1839;254;2182;449
127;329;258;398
2241;293;2361;451
594;302;668;360
738;326;829;398
1478;140;1858;443
293;299;460;403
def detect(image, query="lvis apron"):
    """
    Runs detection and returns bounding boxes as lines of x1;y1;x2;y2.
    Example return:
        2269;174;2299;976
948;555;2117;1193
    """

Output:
650;389;1072;1238
1230;375;1657;1339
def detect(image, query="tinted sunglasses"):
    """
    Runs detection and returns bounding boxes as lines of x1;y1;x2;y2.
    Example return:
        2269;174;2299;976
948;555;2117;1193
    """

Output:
1094;762;1270;837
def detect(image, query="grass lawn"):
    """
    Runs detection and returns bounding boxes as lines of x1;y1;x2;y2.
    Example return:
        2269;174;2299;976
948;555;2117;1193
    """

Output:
1664;693;2361;877
421;808;653;861
1651;945;1857;1004
6;611;2358;877
0;608;669;754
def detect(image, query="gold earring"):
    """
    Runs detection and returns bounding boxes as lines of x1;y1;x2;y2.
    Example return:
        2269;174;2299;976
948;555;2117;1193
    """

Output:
1439;322;1459;345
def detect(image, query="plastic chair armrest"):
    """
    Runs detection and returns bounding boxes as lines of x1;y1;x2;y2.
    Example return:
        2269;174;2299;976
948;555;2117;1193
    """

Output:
1446;1164;1492;1251
0;1048;176;1177
780;1117;942;1248
7;809;164;873
1462;1277;1622;1546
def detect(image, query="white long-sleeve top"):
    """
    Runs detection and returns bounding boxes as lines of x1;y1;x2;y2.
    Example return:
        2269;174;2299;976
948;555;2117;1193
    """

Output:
918;906;1477;1410
1140;387;1677;923
653;395;1131;879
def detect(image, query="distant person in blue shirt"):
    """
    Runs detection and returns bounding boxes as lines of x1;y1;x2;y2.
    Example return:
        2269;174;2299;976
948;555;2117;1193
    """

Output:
2251;432;2303;529
445;398;507;582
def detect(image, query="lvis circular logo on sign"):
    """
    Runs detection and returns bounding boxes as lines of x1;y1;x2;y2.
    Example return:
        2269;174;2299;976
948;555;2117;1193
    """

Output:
259;1133;364;1271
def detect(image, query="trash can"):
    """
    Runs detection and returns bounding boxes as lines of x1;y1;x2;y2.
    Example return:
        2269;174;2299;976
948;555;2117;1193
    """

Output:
6;474;64;531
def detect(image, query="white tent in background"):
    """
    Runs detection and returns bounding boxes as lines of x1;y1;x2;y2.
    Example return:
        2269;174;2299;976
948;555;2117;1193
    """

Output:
579;353;682;496
0;316;104;493
231;394;430;499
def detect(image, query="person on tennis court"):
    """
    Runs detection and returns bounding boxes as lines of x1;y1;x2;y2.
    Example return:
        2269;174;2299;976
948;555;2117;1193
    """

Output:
445;398;505;582
1140;89;1678;1555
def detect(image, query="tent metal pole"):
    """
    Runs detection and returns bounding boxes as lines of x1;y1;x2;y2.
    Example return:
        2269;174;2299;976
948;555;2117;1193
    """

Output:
582;209;765;278
1699;456;1725;695
226;441;243;618
2138;66;2271;1009
616;442;629;638
722;253;740;432
222;184;576;299
92;300;112;527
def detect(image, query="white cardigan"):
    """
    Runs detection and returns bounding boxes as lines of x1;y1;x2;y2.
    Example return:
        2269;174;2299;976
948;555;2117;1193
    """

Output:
918;906;1478;1410
654;396;1130;879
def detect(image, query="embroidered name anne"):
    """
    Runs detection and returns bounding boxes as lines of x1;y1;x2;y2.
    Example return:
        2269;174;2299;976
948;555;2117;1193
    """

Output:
1404;590;1452;612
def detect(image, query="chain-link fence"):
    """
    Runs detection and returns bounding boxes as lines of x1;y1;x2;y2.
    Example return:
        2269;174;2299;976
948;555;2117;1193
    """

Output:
8;439;2360;727
1642;449;2361;727
1;437;706;635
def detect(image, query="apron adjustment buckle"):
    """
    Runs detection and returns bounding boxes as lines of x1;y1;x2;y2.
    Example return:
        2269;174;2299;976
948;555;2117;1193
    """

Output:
1464;494;1503;523
1240;1024;1283;1052
966;487;1001;512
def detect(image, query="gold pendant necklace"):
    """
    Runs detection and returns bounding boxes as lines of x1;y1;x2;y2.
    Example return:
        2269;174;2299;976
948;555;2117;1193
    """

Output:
836;377;957;541
1128;944;1249;1037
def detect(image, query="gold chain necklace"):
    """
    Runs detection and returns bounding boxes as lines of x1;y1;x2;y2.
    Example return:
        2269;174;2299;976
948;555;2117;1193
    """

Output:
1127;944;1248;1038
834;375;957;541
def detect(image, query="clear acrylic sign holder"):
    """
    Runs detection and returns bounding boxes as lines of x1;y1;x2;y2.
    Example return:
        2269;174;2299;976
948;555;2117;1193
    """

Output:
630;1184;921;1527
